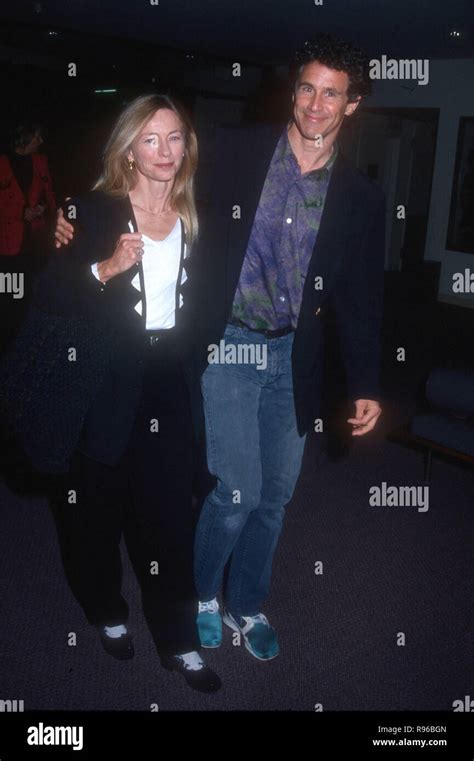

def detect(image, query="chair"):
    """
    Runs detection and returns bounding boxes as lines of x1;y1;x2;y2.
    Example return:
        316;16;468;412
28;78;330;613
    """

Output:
390;366;474;482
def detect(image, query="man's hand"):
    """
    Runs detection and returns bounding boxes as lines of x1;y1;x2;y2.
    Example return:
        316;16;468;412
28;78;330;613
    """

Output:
54;207;75;248
347;399;381;436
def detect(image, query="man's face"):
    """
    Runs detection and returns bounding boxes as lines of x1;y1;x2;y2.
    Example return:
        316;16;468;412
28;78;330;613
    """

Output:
292;62;360;142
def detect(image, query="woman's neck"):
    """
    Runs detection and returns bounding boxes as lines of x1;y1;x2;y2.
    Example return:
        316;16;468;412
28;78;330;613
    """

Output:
129;177;174;214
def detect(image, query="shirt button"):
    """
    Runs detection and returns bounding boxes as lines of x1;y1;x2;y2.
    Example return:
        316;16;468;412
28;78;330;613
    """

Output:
279;295;286;302
286;217;292;224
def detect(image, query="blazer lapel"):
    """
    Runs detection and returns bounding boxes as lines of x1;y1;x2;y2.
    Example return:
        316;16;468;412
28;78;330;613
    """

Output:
226;125;284;296
112;194;147;328
300;154;355;319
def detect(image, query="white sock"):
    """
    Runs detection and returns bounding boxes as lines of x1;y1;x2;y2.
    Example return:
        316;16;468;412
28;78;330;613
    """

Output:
174;651;204;670
103;624;127;639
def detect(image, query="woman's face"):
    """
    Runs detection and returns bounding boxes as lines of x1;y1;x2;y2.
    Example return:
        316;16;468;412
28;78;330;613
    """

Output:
20;131;43;155
128;108;185;184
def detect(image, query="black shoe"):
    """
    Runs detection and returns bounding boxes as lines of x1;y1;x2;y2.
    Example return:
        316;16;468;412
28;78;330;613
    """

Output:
97;624;135;660
161;651;222;693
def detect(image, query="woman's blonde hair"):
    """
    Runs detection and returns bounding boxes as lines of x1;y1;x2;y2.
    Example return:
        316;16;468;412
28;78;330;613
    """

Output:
93;94;198;245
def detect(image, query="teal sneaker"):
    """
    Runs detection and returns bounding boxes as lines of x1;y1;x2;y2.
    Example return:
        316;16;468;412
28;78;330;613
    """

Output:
223;610;279;660
197;598;222;648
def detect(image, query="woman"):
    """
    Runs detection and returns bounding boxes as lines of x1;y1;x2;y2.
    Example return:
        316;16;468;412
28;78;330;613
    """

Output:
0;120;55;256
26;94;221;693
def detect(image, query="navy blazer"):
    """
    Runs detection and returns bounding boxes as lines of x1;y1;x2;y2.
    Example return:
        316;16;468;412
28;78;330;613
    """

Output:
189;123;386;434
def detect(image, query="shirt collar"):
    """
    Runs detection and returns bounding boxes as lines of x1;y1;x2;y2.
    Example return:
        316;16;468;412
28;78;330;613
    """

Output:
279;124;338;180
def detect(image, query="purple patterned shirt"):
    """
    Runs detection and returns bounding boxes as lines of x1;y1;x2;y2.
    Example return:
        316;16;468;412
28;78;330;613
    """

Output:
231;126;337;330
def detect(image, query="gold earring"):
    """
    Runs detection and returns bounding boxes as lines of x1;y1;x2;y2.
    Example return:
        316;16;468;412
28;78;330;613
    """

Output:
128;158;135;171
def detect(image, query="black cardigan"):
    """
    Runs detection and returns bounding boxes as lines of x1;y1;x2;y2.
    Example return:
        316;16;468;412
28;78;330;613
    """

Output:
1;191;197;472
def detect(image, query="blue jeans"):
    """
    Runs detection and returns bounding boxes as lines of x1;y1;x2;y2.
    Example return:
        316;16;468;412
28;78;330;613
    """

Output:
194;323;307;617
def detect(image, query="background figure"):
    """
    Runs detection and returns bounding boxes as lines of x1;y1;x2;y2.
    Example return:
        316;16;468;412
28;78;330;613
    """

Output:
0;120;56;353
0;120;55;258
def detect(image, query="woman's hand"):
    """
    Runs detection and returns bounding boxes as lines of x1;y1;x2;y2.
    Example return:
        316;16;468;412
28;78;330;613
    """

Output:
24;206;40;222
97;233;143;283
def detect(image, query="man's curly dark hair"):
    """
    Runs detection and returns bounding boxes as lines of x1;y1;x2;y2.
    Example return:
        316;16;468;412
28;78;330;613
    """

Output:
292;33;372;102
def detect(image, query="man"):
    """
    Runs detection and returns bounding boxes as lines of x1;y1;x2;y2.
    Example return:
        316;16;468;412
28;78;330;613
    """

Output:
55;33;385;664
189;33;384;661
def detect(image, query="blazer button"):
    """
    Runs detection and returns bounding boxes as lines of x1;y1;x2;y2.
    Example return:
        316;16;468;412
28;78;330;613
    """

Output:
315;307;321;316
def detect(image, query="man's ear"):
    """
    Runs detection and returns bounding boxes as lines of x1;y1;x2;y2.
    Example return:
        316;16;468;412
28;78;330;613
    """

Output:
345;96;361;116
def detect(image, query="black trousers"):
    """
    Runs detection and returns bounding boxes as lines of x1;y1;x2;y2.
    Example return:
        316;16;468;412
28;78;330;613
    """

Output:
51;333;200;656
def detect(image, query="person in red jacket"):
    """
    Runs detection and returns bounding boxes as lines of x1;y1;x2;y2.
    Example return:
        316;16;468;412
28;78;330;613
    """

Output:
0;121;56;256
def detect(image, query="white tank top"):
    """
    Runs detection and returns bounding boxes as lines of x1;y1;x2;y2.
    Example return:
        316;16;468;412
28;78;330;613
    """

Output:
130;217;187;329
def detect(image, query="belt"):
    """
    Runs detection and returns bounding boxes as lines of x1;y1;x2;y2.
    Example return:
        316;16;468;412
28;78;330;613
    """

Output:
145;329;174;346
230;321;294;339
